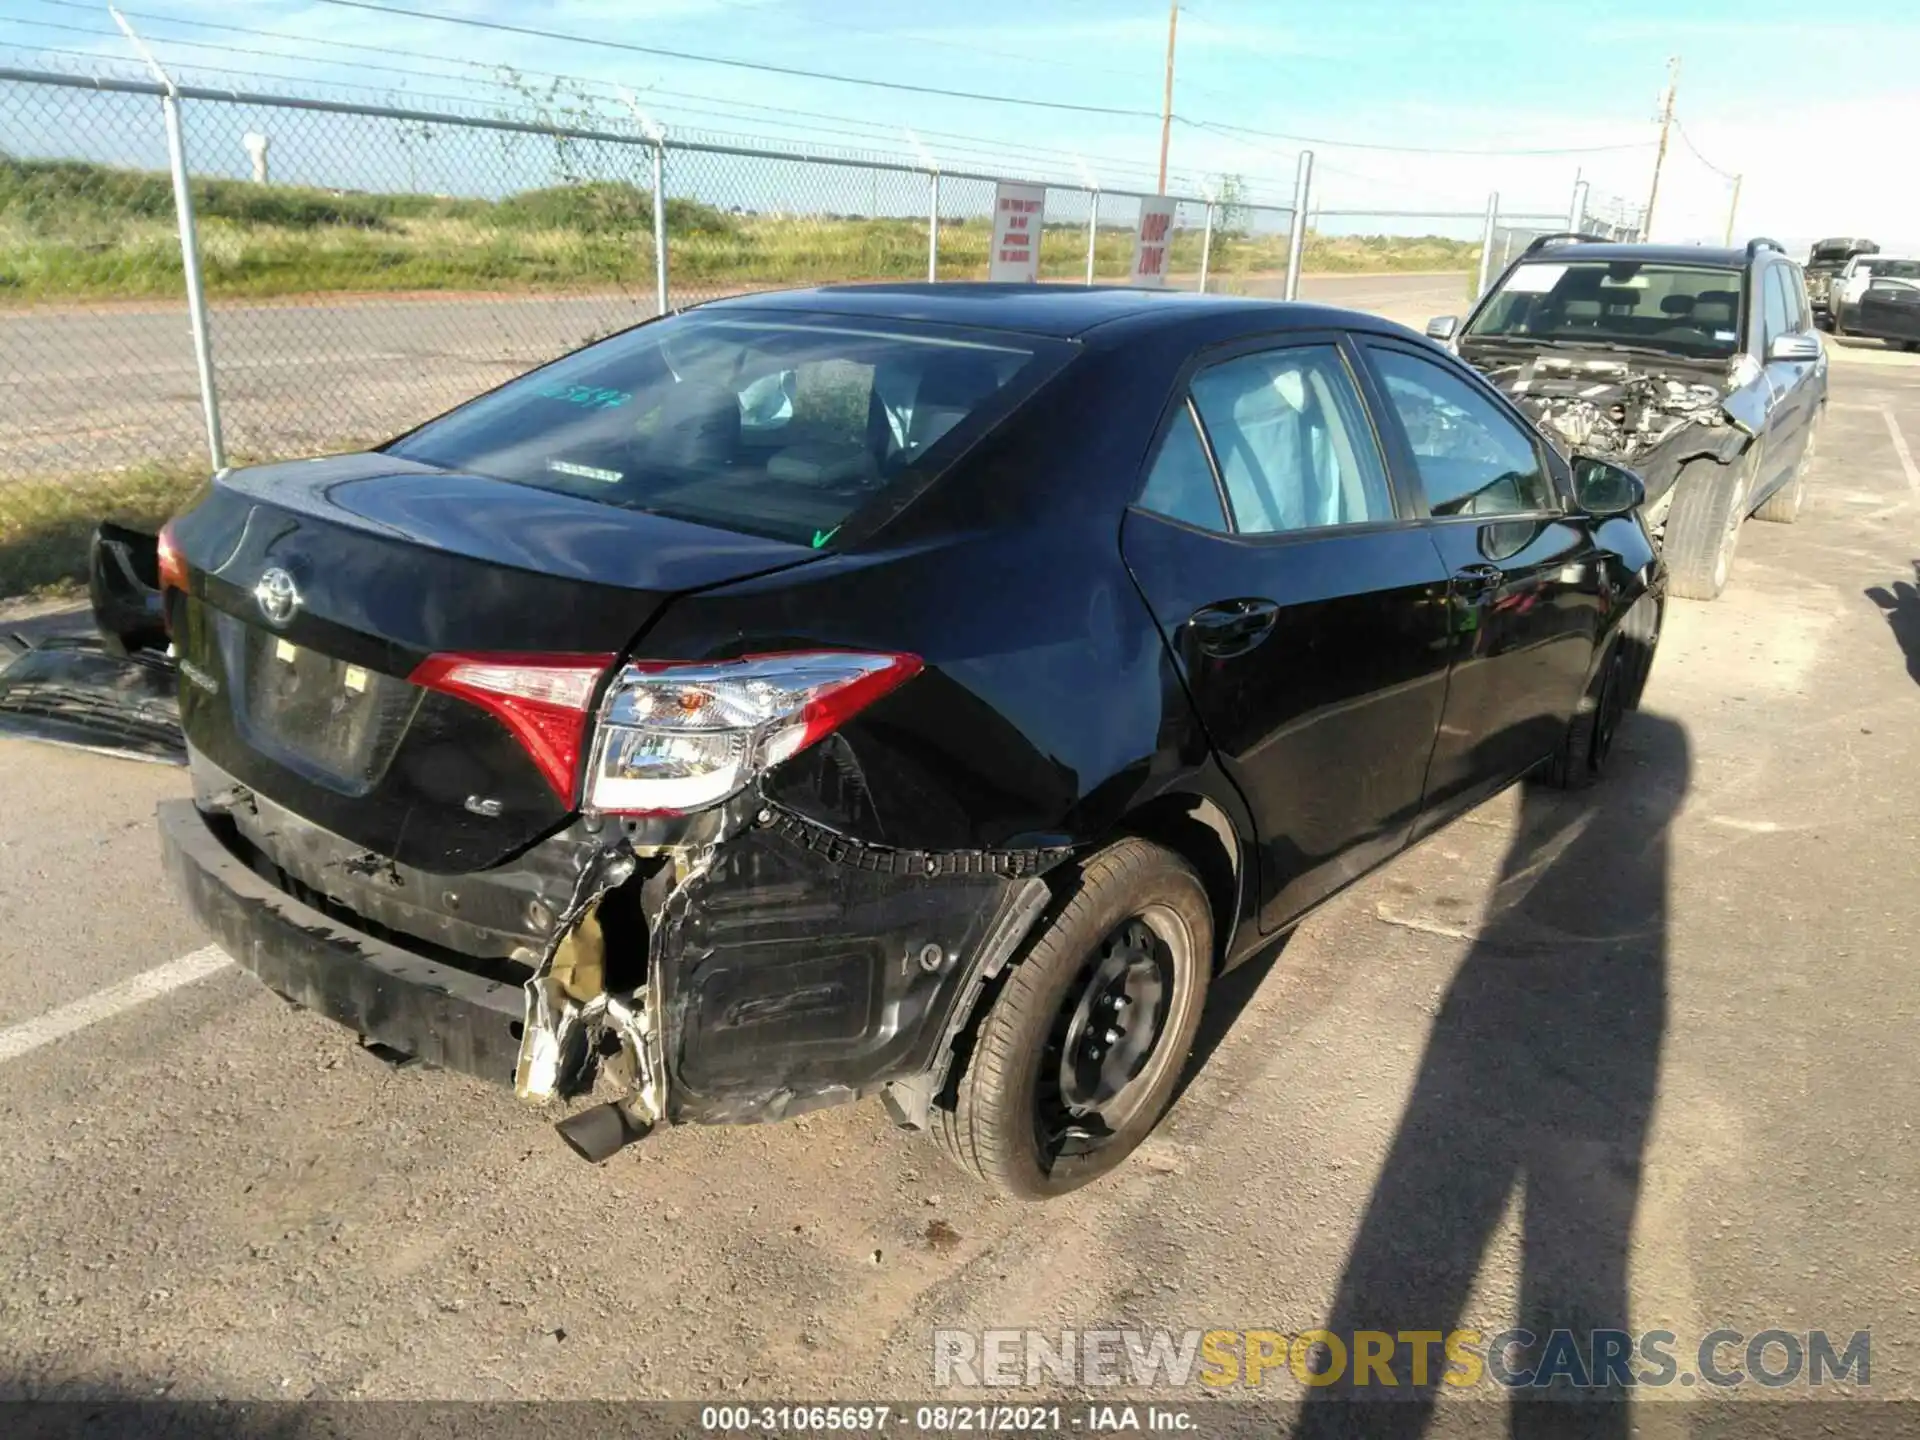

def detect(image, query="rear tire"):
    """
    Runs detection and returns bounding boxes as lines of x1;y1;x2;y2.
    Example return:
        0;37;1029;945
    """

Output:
1663;455;1749;600
935;838;1212;1200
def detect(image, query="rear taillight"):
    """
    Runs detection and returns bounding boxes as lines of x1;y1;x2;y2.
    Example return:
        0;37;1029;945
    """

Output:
410;652;615;803
585;651;922;815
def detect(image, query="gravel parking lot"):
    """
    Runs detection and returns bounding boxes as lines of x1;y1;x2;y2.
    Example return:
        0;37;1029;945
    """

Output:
2;316;1917;1430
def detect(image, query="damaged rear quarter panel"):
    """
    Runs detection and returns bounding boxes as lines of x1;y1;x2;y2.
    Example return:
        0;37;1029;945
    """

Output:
652;807;1065;1124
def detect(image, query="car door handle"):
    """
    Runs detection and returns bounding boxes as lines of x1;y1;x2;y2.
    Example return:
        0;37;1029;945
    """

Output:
1452;563;1505;597
1188;598;1280;657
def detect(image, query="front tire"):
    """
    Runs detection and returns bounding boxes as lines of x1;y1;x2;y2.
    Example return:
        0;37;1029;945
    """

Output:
1755;430;1811;524
1540;640;1628;790
935;838;1212;1199
1663;455;1750;600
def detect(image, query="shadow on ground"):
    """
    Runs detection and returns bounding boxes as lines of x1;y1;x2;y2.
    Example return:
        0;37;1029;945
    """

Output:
1865;563;1920;686
1292;712;1689;1439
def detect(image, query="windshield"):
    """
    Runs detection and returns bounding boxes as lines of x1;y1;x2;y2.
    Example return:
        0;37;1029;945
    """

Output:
388;312;1065;546
1467;260;1746;359
1859;259;1920;281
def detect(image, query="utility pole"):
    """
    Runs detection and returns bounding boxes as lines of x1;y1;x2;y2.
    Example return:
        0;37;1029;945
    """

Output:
1643;55;1680;241
1157;0;1178;194
1723;173;1743;246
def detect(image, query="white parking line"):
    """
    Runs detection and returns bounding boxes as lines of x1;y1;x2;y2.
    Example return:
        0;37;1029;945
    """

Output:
0;946;232;1065
1882;405;1920;496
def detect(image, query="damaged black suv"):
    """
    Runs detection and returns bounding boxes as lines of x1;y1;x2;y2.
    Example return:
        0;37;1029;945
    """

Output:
1428;235;1825;599
143;285;1662;1198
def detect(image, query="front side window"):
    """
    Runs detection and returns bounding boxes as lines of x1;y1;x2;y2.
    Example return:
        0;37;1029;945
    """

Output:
1186;345;1393;535
1763;267;1794;347
389;313;1065;546
1467;260;1747;358
1368;348;1555;518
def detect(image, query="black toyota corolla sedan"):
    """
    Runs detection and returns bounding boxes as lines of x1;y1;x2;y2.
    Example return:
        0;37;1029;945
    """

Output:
146;284;1663;1197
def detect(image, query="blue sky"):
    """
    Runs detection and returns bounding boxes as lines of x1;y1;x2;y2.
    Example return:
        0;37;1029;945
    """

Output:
9;0;1920;246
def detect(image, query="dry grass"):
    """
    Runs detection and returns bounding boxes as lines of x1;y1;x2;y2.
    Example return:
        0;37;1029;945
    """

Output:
0;464;208;599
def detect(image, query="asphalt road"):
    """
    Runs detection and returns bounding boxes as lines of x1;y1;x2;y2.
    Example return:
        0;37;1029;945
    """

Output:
2;326;1917;1431
0;272;1467;479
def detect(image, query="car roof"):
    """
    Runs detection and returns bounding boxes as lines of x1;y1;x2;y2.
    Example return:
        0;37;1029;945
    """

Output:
1514;242;1754;270
698;282;1421;344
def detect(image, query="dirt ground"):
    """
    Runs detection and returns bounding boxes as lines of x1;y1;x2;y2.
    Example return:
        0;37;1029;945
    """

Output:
1;327;1917;1435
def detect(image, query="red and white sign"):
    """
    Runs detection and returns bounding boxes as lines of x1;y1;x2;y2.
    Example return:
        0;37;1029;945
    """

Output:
1131;195;1176;287
988;182;1046;283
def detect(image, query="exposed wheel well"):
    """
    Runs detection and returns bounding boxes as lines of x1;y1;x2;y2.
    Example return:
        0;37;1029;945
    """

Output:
1113;793;1242;971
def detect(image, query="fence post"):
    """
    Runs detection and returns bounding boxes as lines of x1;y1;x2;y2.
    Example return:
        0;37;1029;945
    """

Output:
1085;190;1099;284
1198;200;1215;293
927;170;940;283
1476;191;1500;298
114;11;224;469
651;135;669;316
164;92;225;471
1284;150;1313;300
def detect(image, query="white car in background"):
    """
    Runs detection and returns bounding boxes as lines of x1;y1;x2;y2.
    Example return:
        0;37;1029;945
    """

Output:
1831;255;1920;343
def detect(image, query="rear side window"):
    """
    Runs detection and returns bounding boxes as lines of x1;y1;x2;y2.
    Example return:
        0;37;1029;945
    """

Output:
1369;348;1555;517
1186;345;1393;534
1136;405;1228;531
389;314;1065;546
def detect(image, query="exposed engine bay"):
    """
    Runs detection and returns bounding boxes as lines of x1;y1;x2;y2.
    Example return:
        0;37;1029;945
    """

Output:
1480;355;1729;462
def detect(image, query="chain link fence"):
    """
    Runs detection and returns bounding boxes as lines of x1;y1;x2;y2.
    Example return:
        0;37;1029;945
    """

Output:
1;63;1595;596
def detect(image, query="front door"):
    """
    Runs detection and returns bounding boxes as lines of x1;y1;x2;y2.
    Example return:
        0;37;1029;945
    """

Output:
1120;337;1453;933
1758;263;1816;492
1359;341;1605;823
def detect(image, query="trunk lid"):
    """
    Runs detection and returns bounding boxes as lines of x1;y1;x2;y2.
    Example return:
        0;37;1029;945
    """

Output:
170;453;817;871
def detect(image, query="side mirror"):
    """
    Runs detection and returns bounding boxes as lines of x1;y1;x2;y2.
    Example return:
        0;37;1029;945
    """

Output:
1571;455;1646;518
1425;315;1459;341
1767;333;1822;363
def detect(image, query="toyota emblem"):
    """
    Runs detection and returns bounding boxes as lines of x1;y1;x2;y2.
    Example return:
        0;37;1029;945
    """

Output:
253;567;301;627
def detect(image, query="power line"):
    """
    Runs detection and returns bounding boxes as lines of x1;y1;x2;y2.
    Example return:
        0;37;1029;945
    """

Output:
1672;116;1737;182
300;0;1663;159
304;0;1166;120
4;9;1206;190
1182;116;1655;158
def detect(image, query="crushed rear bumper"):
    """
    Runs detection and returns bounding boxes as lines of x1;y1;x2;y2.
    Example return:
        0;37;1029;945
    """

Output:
158;797;525;1083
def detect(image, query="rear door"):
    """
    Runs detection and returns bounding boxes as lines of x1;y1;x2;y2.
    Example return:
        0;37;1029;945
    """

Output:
1119;335;1453;934
1358;341;1604;825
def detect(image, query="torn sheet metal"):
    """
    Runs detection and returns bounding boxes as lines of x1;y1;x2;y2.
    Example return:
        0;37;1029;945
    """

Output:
514;844;644;1106
0;634;183;764
647;803;1069;1126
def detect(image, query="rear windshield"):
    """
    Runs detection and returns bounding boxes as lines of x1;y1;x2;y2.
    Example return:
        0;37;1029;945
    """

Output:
1467;260;1746;358
389;311;1064;546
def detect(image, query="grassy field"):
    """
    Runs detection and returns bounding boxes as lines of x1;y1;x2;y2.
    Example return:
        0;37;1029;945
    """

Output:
0;463;208;600
2;158;1480;304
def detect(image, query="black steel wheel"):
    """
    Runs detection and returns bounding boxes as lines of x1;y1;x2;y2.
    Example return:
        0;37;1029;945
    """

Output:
935;838;1211;1199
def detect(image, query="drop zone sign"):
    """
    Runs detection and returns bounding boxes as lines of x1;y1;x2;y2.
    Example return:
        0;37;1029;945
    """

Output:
1131;196;1176;288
